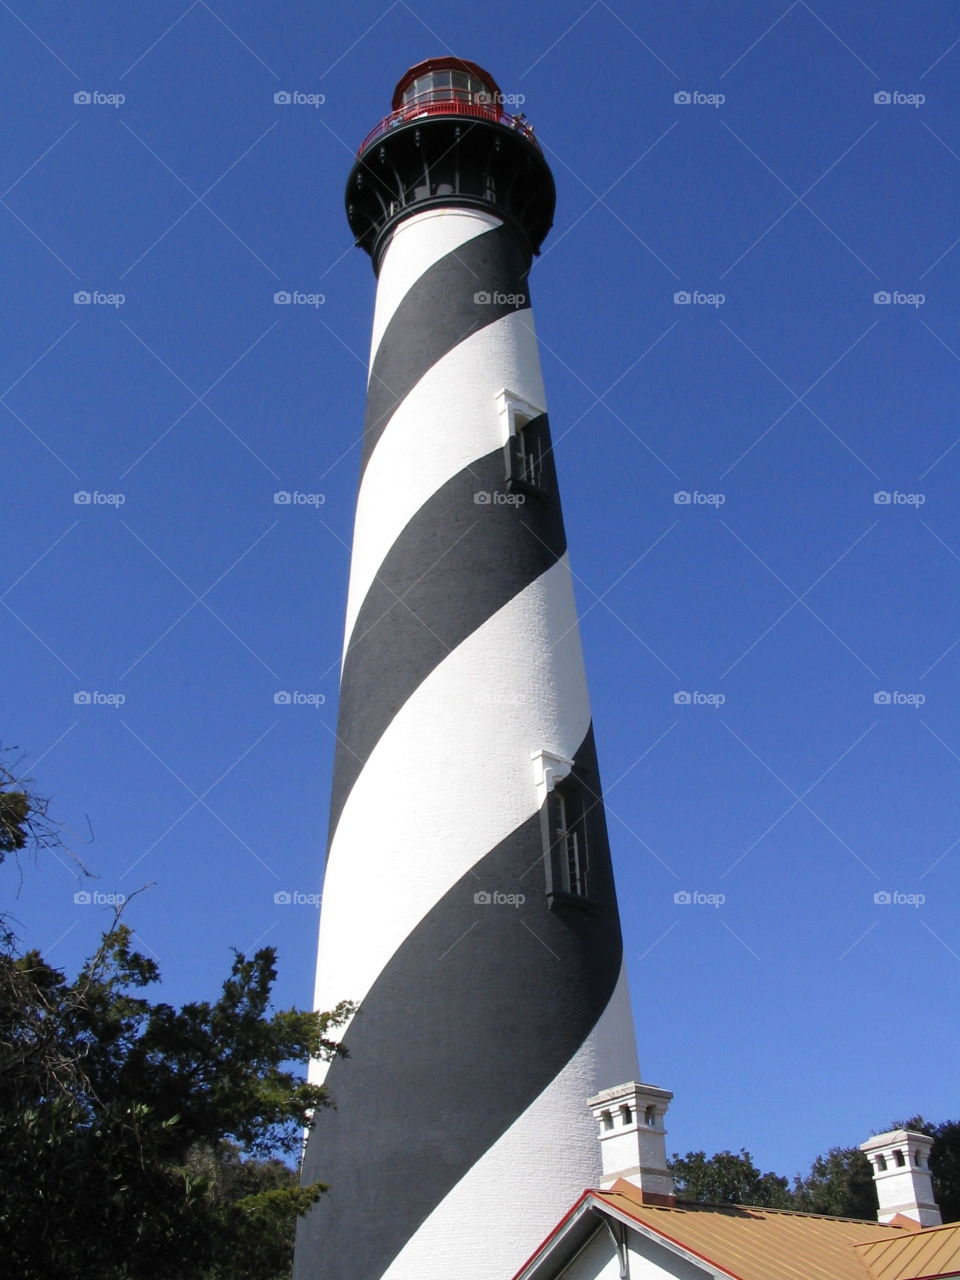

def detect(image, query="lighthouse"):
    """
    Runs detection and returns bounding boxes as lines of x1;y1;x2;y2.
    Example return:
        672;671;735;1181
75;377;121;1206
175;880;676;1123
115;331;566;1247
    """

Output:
293;59;640;1280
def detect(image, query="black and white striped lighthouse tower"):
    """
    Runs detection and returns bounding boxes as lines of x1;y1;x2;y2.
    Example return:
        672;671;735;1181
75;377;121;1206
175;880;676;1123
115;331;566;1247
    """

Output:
294;59;639;1280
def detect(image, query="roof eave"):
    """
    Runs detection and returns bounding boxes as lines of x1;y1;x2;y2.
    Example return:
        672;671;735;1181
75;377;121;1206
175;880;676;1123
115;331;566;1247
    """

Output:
511;1193;736;1280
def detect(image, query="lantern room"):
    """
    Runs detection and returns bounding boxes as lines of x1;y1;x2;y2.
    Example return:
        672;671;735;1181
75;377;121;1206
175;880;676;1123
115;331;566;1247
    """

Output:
346;56;555;269
392;58;503;111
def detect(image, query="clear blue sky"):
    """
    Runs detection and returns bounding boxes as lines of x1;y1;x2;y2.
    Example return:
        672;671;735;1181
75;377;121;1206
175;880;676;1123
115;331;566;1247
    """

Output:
3;0;960;1186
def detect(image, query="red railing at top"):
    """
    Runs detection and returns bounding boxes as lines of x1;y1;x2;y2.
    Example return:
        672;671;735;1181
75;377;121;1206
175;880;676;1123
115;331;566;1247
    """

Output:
356;97;540;156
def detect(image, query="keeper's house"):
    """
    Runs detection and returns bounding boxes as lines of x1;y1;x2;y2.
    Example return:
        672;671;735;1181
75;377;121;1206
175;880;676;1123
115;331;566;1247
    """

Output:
514;1082;960;1280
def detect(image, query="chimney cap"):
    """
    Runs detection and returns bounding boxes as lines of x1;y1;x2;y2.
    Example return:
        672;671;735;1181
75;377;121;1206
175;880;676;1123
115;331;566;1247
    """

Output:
860;1128;935;1154
588;1081;673;1110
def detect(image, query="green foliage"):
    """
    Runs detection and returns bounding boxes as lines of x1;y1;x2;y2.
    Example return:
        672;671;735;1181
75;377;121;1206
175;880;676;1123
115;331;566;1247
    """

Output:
0;918;354;1280
0;752;65;874
673;1127;960;1223
893;1116;960;1224
669;1149;794;1208
0;785;29;856
791;1146;877;1219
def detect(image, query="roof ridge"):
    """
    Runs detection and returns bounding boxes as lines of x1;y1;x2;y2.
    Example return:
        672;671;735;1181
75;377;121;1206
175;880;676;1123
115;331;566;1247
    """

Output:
662;1198;908;1227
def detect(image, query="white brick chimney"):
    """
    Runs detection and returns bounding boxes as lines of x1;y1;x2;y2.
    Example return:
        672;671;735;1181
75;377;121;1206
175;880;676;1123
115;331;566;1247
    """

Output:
588;1082;675;1204
860;1129;942;1226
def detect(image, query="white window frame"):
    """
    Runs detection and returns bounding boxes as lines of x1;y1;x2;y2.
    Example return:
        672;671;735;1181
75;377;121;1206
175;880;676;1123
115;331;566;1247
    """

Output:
495;387;546;449
531;748;574;809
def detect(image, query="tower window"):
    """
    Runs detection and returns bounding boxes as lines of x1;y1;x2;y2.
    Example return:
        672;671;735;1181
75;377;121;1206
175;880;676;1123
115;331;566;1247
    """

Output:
508;411;550;496
495;389;550;499
876;1154;887;1172
554;780;587;898
620;1105;632;1125
532;748;597;913
555;784;585;897
601;1110;613;1131
542;776;593;910
645;1106;657;1127
514;414;545;490
894;1150;906;1167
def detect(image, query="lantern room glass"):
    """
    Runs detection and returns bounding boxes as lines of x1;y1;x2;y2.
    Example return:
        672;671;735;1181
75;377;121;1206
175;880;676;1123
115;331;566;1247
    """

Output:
401;70;493;106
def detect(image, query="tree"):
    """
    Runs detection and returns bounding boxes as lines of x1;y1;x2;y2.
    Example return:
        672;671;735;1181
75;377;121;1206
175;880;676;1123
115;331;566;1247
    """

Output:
0;783;29;857
181;1140;314;1280
791;1146;877;1219
0;752;59;864
0;749;355;1275
669;1149;794;1208
0;913;354;1280
894;1116;960;1224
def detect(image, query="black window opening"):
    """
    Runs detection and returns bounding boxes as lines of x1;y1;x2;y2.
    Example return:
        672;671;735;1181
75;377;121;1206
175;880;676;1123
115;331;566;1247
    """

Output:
506;412;551;499
543;776;595;911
